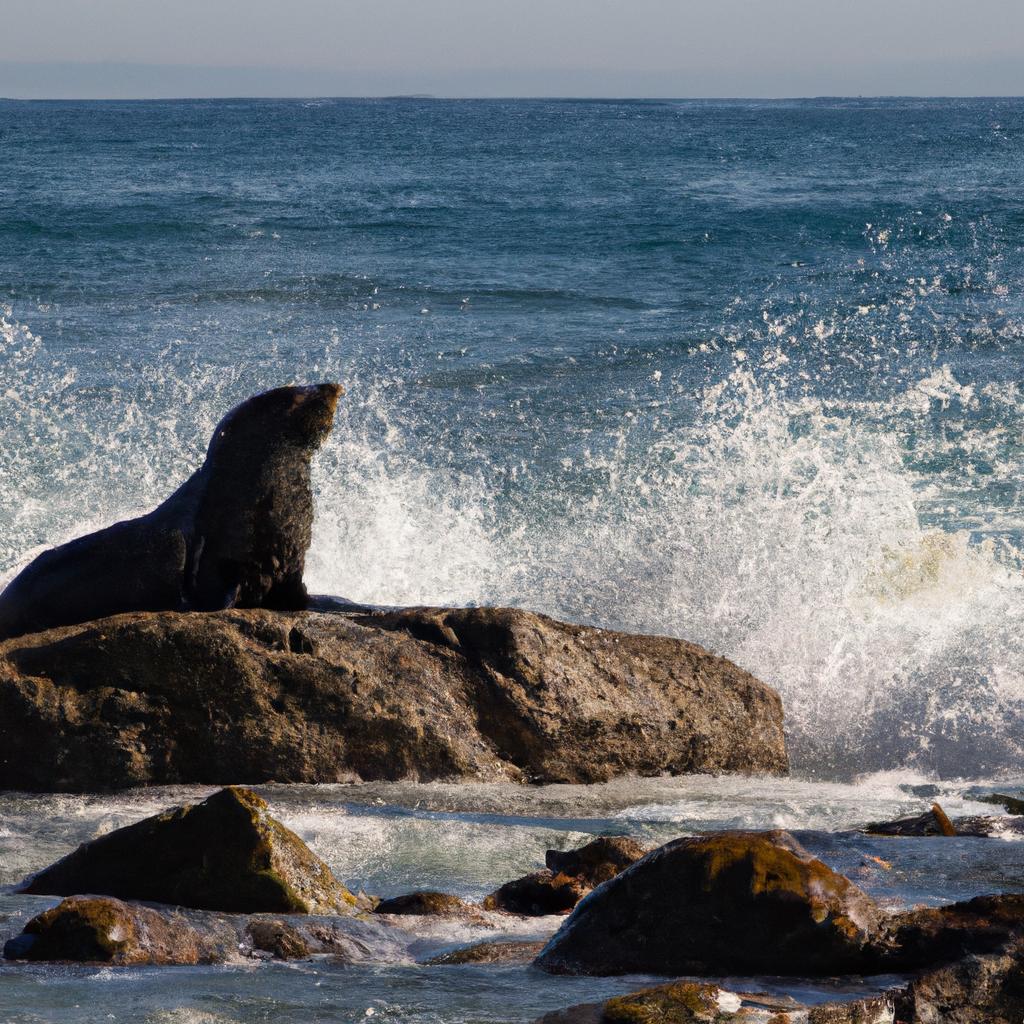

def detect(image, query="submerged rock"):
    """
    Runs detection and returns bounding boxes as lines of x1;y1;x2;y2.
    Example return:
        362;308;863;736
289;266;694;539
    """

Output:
483;836;648;916
20;787;358;914
0;605;788;791
426;939;546;965
2;896;230;965
534;831;883;976
978;793;1024;815
3;896;405;966
536;981;894;1023
864;807;1024;838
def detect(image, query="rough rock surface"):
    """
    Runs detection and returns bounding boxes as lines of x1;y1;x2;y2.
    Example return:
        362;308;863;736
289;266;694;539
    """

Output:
535;982;895;1023
545;837;649;886
426;939;547;965
483;870;590;916
2;896;405;966
884;894;1024;968
534;831;884;976
2;896;231;965
374;892;472;916
0;604;788;792
892;939;1024;1023
20;787;358;914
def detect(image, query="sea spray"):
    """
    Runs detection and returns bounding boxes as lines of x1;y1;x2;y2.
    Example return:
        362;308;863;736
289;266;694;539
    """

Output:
3;303;1021;779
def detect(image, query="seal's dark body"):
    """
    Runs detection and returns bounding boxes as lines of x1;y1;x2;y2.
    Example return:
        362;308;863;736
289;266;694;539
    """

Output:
0;383;341;641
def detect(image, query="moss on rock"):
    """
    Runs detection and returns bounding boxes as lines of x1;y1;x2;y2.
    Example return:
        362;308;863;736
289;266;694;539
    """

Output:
535;831;884;976
374;891;470;916
13;896;212;965
21;786;356;914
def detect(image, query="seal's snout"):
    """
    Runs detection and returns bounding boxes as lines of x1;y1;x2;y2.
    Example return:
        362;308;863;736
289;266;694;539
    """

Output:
287;382;343;446
318;381;343;414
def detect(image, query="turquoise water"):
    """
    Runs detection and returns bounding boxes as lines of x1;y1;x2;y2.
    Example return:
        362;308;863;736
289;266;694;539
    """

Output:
1;97;1024;1020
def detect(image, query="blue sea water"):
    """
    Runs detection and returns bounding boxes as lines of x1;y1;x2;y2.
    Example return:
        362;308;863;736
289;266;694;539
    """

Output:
2;97;1024;779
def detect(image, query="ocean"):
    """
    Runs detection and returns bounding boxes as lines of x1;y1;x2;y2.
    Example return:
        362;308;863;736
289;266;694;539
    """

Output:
1;97;1023;1021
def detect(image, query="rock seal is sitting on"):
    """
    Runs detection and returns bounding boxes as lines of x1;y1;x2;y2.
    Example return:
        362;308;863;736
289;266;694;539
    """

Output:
0;383;342;640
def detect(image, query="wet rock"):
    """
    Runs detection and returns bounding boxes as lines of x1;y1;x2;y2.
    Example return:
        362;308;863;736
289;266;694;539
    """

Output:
864;807;1024;838
245;918;311;959
0;605;788;792
545;837;649;886
884;893;1024;969
978;793;1024;815
534;831;884;976
20;786;358;914
426;939;546;965
374;891;471;916
484;837;649;916
1;896;227;965
3;897;404;966
483;870;590;915
536;982;894;1023
892;939;1024;1023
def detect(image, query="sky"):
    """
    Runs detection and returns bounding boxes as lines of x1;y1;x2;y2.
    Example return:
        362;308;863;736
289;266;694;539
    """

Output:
2;0;1023;99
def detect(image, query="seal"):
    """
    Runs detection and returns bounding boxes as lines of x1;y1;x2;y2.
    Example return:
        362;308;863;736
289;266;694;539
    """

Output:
0;383;342;641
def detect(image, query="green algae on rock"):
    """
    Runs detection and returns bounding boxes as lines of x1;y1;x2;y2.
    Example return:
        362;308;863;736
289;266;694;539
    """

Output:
20;786;358;914
535;831;884;976
4;896;228;965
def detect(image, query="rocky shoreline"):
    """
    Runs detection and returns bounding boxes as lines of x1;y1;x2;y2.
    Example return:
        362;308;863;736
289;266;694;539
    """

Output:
5;786;1024;1022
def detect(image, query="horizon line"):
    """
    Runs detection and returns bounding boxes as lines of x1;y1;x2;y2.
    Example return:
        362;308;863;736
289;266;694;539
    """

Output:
4;93;1024;103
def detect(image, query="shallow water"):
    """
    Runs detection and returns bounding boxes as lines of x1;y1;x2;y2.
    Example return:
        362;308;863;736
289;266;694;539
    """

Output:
2;776;1023;1021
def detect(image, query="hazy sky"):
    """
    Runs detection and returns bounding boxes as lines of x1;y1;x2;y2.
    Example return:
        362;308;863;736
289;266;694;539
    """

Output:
2;0;1023;99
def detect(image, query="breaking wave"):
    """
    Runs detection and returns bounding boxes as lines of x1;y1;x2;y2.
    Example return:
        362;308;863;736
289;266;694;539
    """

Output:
2;305;1022;779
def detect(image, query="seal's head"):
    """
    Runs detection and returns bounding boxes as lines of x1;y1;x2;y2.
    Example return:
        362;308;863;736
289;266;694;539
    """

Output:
206;383;343;462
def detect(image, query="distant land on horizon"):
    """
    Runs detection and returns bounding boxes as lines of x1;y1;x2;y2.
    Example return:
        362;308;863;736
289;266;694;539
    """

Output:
1;56;1023;101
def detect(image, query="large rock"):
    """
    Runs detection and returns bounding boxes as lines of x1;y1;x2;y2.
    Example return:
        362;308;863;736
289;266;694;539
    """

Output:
20;787;358;914
534;831;883;976
0;604;788;791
